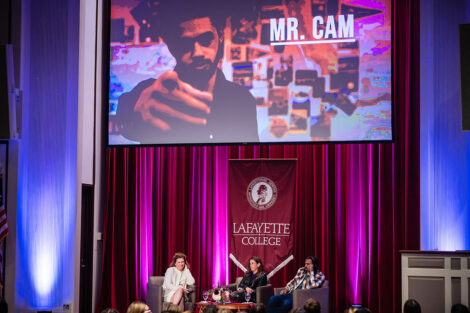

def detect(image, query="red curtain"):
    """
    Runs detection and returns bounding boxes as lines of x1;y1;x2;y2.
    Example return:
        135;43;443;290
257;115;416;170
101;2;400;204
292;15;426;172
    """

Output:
97;0;419;312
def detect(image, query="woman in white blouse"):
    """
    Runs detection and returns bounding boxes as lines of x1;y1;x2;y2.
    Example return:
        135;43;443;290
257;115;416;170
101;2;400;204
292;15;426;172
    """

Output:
163;252;195;312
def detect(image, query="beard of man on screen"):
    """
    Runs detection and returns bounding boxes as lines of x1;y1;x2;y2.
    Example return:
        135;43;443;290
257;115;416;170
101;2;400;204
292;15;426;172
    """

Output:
115;0;259;144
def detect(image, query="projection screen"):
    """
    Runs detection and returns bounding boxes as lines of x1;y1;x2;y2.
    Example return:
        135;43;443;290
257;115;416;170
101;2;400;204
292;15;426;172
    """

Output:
107;0;392;145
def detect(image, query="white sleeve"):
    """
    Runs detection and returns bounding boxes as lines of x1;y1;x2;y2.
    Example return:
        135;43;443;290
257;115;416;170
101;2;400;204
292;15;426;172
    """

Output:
163;267;179;292
312;271;325;288
185;269;195;286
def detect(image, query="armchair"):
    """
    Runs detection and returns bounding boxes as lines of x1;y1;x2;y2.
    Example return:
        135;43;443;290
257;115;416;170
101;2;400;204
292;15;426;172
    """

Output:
228;277;273;307
274;281;329;313
146;276;196;313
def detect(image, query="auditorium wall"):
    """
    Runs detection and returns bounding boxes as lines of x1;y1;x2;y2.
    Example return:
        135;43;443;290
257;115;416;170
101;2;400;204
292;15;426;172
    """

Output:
420;0;470;251
2;0;470;312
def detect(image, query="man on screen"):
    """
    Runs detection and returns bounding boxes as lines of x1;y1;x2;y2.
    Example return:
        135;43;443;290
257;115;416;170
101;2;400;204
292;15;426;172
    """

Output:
116;0;259;144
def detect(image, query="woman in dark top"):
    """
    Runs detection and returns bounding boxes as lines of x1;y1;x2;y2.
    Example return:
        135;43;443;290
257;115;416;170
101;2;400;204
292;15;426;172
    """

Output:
234;256;268;303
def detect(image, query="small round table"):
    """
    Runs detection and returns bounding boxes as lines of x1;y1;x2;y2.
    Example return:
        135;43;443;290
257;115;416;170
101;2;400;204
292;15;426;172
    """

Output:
195;302;254;313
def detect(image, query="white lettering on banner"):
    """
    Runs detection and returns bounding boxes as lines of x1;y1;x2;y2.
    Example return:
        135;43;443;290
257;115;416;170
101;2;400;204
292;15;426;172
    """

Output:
233;222;291;246
233;222;291;234
283;224;290;234
241;236;282;246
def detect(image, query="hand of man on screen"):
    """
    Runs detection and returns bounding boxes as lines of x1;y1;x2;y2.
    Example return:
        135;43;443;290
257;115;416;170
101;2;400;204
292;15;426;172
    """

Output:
134;71;213;131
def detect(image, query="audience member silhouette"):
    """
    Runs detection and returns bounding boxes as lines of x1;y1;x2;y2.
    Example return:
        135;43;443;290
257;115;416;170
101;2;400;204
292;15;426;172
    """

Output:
403;299;421;313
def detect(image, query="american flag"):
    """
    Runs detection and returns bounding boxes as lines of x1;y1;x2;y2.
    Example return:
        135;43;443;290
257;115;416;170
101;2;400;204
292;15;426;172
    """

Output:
0;240;4;288
0;167;7;241
0;166;7;288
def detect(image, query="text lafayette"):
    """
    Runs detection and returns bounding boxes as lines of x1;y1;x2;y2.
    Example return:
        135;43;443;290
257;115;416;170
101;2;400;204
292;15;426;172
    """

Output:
233;222;290;246
233;222;290;234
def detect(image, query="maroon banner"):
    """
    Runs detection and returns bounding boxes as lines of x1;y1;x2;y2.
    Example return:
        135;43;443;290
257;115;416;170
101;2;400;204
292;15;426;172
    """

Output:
229;159;296;274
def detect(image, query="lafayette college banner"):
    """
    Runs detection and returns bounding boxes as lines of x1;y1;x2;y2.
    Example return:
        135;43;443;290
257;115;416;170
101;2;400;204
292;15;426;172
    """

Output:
229;159;296;276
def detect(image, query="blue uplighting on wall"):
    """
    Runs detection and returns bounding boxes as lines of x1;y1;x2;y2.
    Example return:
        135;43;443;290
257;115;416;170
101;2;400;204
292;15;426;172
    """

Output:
420;0;470;251
16;0;78;309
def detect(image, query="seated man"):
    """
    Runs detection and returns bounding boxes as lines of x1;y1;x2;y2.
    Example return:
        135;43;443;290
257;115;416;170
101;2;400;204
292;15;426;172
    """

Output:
268;256;325;313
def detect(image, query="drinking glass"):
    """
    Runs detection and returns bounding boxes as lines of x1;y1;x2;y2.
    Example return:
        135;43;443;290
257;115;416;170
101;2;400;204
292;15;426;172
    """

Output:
223;289;231;304
202;290;209;302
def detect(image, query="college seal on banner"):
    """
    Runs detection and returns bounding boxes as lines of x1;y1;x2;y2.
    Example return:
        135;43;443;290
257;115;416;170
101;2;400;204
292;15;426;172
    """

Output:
246;177;278;210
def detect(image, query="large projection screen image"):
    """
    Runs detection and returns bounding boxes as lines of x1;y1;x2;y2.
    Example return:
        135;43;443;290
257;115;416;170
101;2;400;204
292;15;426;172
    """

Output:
108;0;392;145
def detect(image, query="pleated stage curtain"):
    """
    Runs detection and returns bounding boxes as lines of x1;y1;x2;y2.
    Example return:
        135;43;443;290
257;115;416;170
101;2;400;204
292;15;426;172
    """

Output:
97;0;419;312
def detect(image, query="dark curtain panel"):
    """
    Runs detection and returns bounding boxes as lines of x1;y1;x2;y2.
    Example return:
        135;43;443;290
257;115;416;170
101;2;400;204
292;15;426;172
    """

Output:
97;0;419;312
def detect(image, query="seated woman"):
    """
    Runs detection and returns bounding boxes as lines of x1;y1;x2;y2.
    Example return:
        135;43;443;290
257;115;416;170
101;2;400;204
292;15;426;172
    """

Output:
234;256;268;303
163;252;195;312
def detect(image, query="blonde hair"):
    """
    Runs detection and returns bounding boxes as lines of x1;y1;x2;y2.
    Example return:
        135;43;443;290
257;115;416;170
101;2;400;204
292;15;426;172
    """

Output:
127;301;149;313
167;304;181;313
169;252;190;269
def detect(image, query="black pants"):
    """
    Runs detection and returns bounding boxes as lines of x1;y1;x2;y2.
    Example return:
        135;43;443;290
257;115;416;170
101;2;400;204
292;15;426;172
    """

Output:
233;290;255;303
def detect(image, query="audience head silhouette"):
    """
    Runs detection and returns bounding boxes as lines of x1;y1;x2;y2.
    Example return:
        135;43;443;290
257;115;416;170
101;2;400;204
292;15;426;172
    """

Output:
451;304;470;313
404;299;421;313
304;298;321;313
127;301;150;313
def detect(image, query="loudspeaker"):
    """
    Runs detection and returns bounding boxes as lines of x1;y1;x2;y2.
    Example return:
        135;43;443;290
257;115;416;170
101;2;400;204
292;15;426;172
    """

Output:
0;44;20;139
460;23;470;131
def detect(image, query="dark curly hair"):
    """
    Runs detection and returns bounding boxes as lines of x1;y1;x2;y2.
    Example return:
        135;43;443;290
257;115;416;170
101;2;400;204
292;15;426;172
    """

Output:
156;0;228;41
305;256;320;275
